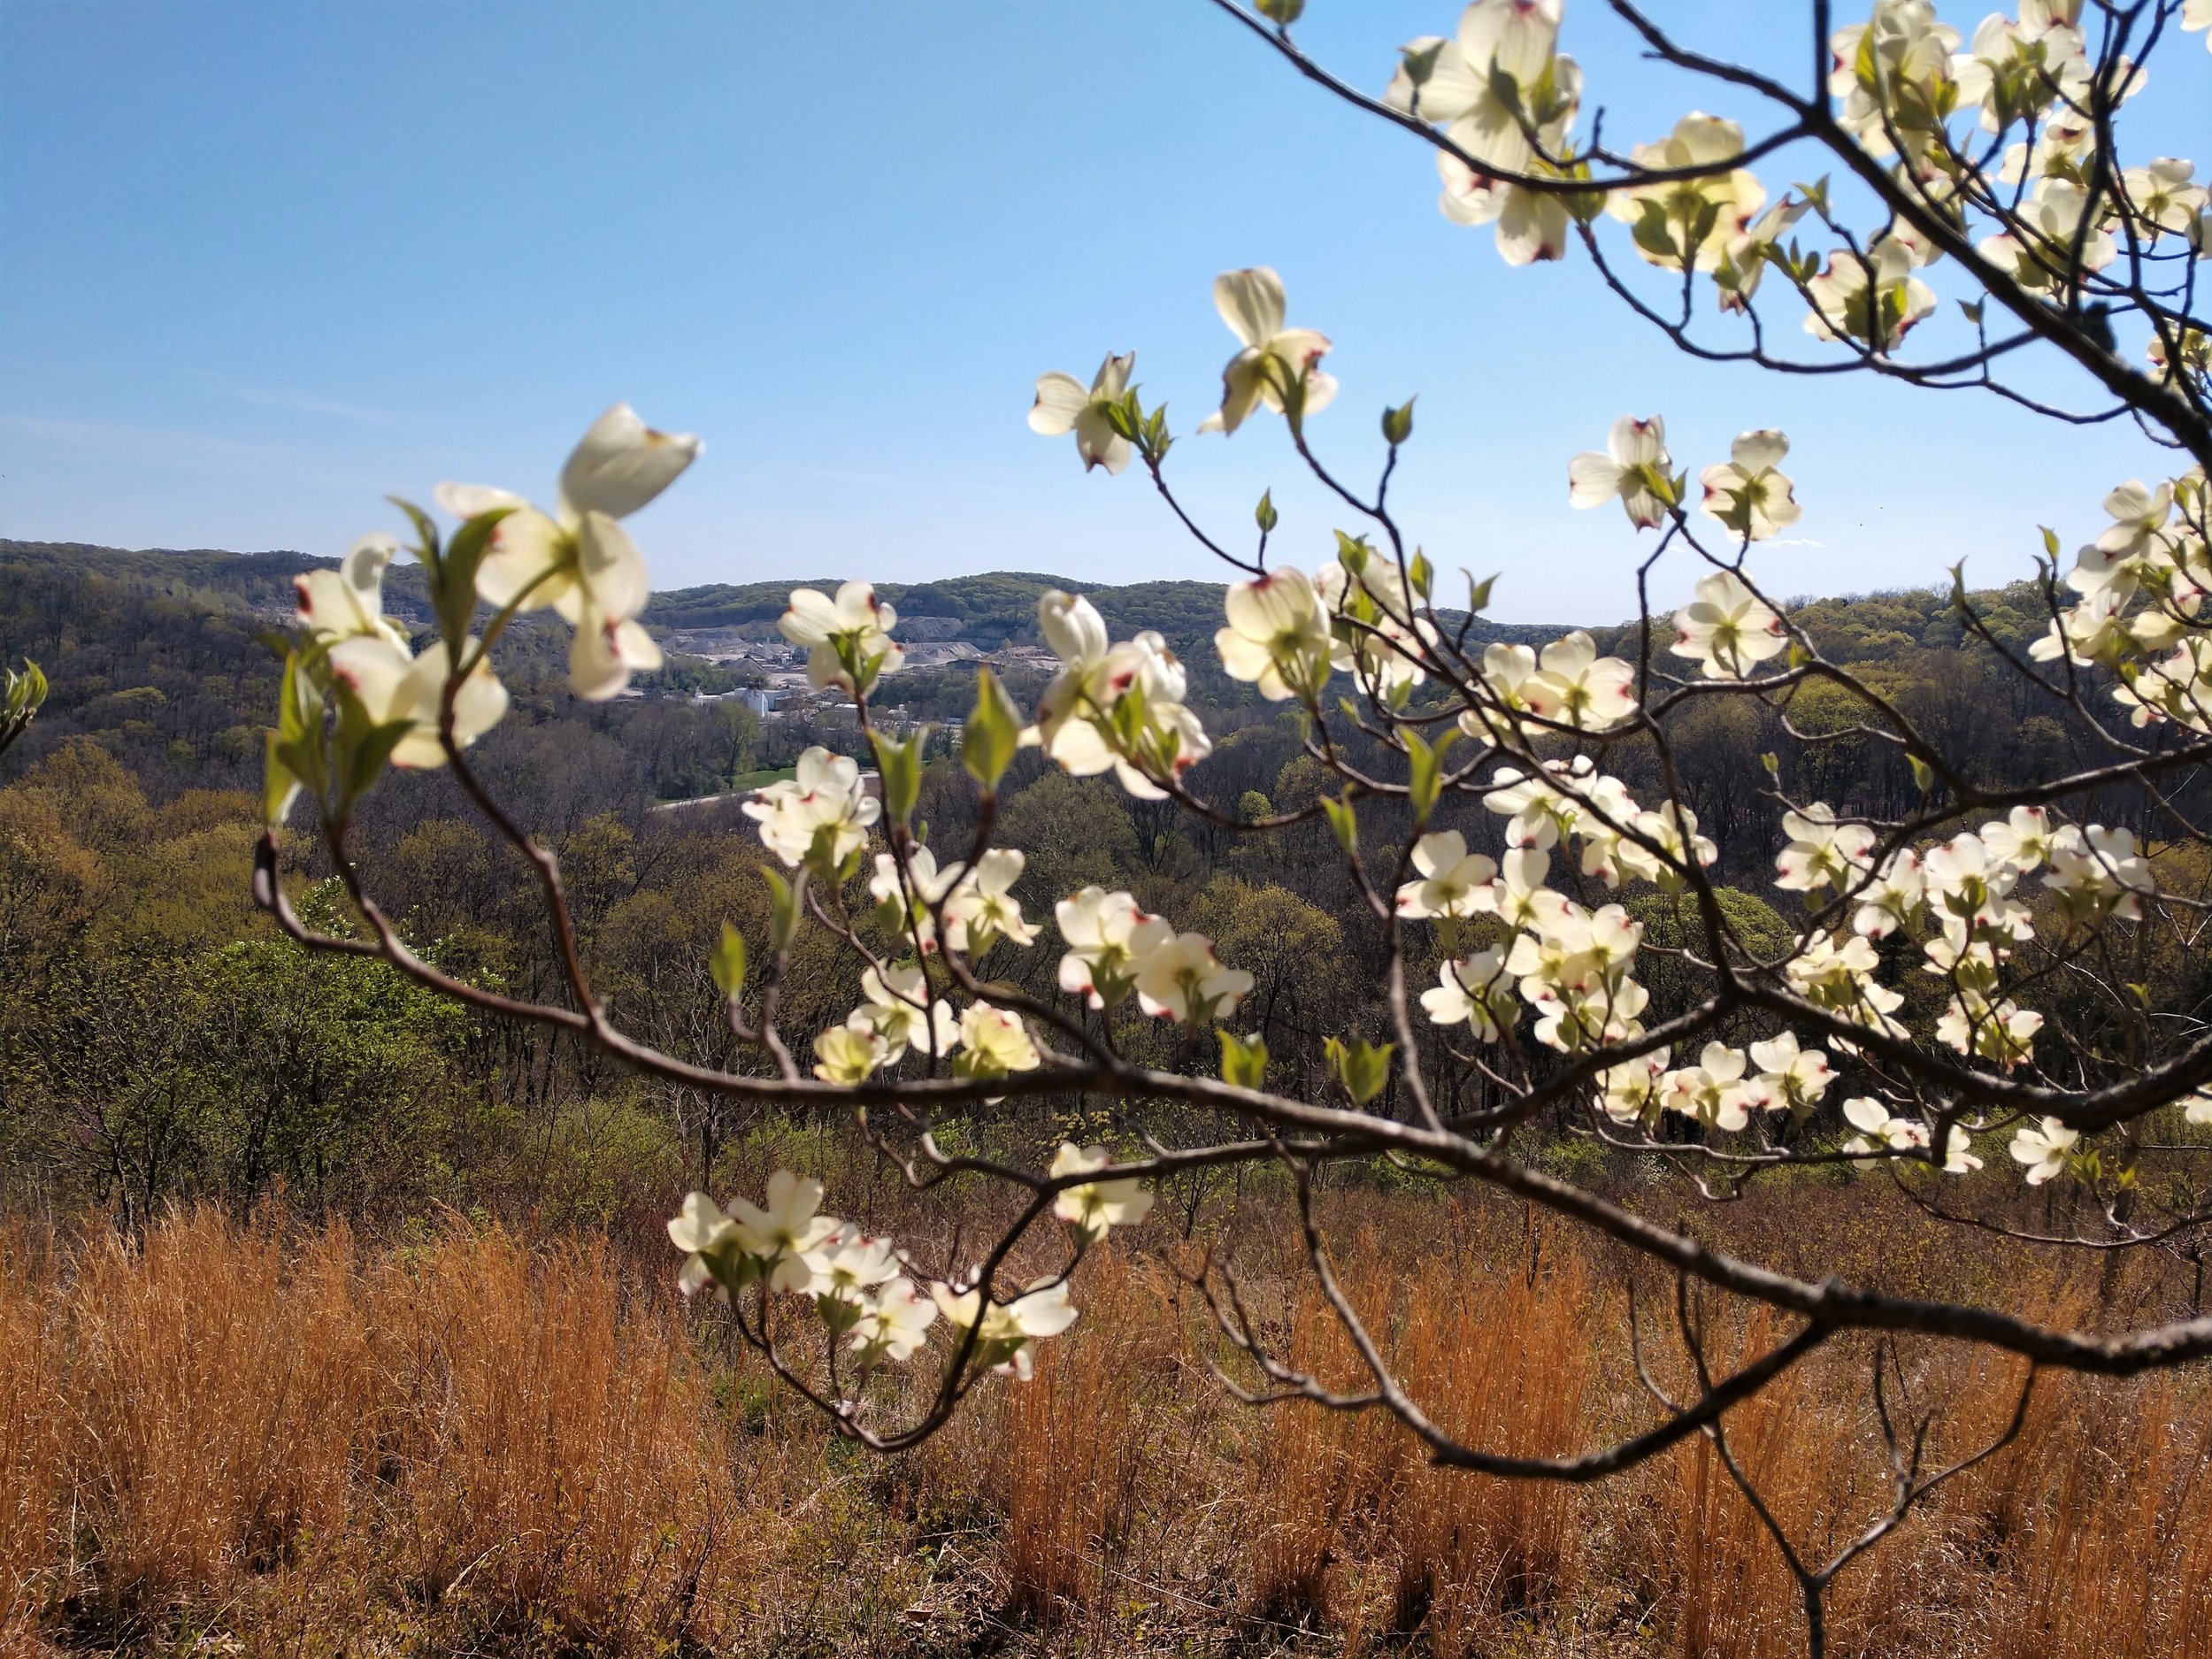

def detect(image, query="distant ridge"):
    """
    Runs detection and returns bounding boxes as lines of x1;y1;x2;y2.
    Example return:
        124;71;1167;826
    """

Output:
0;541;1568;653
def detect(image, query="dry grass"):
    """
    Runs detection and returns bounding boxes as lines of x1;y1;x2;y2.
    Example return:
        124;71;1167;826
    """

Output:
4;1193;2212;1656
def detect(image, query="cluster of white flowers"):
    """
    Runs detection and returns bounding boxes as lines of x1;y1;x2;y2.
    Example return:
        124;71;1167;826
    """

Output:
1775;799;2156;1067
1056;887;1255;1023
1376;0;2208;357
1413;757;1723;1056
814;982;1041;1089
2033;472;2212;733
1033;589;1210;799
288;405;699;781
668;1154;1150;1381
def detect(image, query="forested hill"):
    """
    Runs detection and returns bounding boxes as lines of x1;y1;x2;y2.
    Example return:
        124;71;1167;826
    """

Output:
0;541;1563;656
1;536;2055;815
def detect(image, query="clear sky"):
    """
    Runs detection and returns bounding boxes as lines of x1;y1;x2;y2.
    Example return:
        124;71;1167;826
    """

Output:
2;2;2204;625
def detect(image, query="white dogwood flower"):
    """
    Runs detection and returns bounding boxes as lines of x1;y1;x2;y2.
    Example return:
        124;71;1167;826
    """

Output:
1699;431;1802;541
1029;352;1136;474
1133;931;1255;1024
1049;1142;1156;1243
1056;887;1171;1010
1570;416;1674;530
2008;1118;2079;1185
1196;268;1337;434
436;403;696;699
780;580;905;694
1672;570;1786;679
1395;831;1500;920
744;746;881;870
1217;567;1332;701
326;635;509;770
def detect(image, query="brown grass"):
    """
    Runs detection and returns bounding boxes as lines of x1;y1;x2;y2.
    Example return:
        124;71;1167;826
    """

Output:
5;1194;2212;1656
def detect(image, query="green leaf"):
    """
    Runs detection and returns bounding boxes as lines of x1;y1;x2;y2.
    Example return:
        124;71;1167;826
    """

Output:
1325;1036;1394;1105
1381;396;1415;446
1333;531;1371;577
963;668;1022;789
263;729;303;828
1321;792;1358;856
1760;751;1780;780
1405;728;1454;825
1408;549;1433;600
1463;569;1498;614
1255;489;1279;534
1908;753;1935;794
1400;39;1444;88
871;728;924;823
1256;0;1303;23
436;505;515;644
710;921;749;1000
1218;1028;1271;1091
386;495;442;569
2040;526;2062;561
763;865;806;952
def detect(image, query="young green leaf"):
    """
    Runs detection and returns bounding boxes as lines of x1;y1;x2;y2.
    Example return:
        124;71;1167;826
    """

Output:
963;668;1022;789
710;921;749;1000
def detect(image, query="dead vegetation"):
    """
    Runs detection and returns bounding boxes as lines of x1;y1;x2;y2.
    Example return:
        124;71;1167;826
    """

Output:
4;1183;2209;1657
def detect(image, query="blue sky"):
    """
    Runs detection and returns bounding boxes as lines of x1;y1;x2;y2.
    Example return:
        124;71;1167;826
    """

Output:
2;2;2203;625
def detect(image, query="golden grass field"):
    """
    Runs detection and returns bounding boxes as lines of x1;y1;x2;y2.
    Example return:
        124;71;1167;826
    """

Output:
5;1176;2211;1657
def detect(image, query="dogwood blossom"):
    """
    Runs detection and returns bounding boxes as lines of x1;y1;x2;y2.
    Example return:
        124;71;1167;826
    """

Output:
729;1171;843;1294
931;1278;1079;1379
1033;591;1212;798
813;1019;889;1086
1787;930;1907;1034
1395;831;1500;920
1133;931;1255;1024
1029;352;1136;474
744;746;882;869
1747;1031;1835;1114
1315;552;1439;700
1661;1041;1755;1132
1049;1142;1156;1243
1524;632;1638;730
849;1279;937;1365
1056;887;1171;1009
1391;1;1585;265
667;1192;740;1297
1828;0;1962;161
1979;181;2117;294
2044;824;2155;922
1842;1095;1932;1155
1803;241;1938;350
955;1004;1041;1080
855;962;958;1064
1216;568;1332;701
943;849;1040;951
435;403;696;698
780;581;905;694
2121;157;2207;240
1596;1051;1669;1127
326;635;509;770
1570;416;1674;530
2008;1118;2078;1184
806;1226;902;1308
1700;431;1802;541
296;534;410;649
1196;268;1337;434
1672;570;1786;679
1775;804;1878;893
1607;113;1769;273
1420;947;1518;1041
